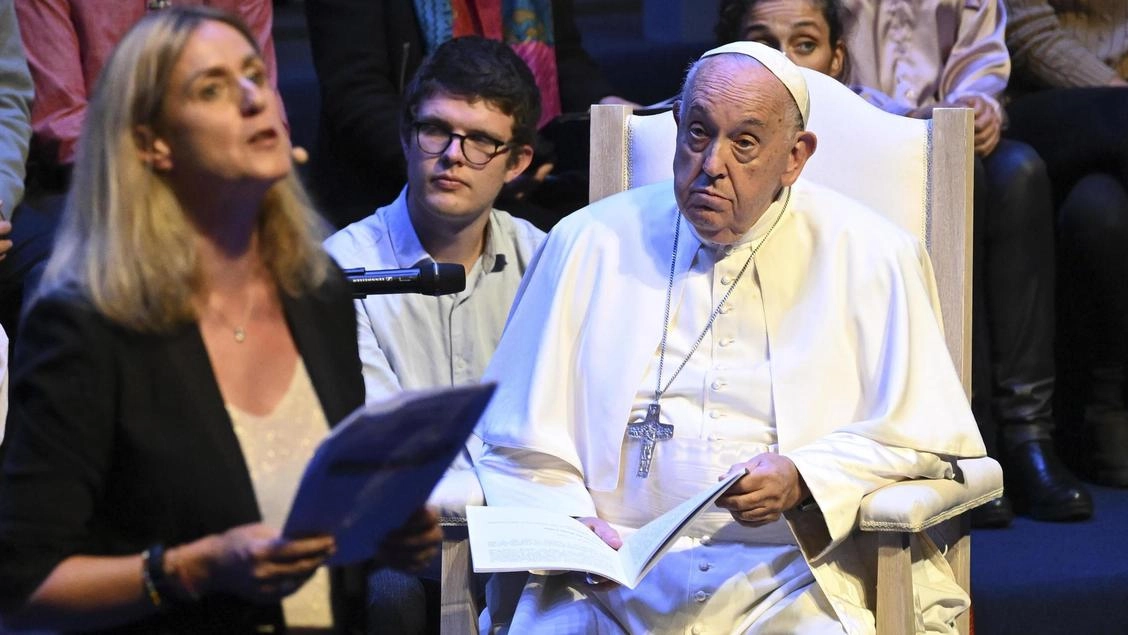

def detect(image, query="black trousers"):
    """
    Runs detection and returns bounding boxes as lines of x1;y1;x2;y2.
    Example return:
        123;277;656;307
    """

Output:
971;138;1057;456
1006;87;1128;375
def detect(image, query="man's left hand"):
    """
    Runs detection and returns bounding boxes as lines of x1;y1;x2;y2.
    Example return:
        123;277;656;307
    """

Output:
374;507;443;573
715;454;808;527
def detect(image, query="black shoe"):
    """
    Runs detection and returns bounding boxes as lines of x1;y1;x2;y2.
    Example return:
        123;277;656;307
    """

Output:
970;496;1014;529
1005;439;1093;521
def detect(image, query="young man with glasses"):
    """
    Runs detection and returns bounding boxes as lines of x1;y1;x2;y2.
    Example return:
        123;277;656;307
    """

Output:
322;36;545;633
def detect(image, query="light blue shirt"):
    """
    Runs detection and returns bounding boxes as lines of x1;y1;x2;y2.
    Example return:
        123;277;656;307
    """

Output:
324;186;545;401
0;3;33;216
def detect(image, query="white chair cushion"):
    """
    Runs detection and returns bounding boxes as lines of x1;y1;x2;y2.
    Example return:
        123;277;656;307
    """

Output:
858;457;1003;532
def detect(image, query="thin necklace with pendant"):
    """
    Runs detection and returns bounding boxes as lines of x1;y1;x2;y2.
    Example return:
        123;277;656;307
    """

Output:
212;289;256;344
627;189;791;477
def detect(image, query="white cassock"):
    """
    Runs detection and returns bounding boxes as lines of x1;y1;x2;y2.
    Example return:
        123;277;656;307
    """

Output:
475;180;988;635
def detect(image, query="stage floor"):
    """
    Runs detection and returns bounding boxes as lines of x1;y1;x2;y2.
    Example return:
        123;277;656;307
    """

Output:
972;484;1128;634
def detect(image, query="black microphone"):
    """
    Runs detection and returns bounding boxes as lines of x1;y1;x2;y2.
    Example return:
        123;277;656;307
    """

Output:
343;263;466;297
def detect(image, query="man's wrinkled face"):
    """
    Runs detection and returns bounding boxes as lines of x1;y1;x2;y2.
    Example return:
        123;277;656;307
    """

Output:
673;55;813;244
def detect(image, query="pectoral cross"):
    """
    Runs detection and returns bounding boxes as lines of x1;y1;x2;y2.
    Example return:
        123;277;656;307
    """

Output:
626;402;674;478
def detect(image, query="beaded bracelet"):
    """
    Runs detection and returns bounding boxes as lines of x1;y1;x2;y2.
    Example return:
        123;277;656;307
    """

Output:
140;545;165;608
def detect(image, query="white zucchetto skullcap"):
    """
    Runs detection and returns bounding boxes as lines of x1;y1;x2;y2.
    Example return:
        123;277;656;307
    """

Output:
698;41;810;128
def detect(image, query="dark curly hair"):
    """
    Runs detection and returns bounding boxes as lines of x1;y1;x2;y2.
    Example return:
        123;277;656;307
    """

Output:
400;36;541;164
715;0;845;49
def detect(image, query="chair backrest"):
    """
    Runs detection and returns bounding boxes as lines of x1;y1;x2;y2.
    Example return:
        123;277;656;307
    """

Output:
588;68;974;393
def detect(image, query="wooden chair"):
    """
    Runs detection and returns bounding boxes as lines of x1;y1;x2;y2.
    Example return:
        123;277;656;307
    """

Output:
432;471;483;633
586;67;1003;634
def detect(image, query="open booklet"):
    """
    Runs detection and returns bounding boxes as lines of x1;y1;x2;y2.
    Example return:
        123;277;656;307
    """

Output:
283;382;496;566
466;469;744;589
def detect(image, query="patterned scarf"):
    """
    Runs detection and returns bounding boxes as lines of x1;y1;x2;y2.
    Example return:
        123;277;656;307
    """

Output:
412;0;563;126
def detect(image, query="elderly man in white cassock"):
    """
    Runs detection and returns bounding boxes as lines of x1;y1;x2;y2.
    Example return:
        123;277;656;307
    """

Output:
474;41;988;634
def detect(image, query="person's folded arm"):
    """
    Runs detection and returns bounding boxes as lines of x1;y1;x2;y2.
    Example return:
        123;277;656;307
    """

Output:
14;0;84;166
937;0;1010;120
1005;0;1124;88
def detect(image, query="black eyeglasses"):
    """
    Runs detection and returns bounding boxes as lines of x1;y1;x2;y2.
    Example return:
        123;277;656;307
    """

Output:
411;121;512;166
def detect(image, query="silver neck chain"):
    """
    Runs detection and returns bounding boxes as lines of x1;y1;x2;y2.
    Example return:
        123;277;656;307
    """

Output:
654;190;791;402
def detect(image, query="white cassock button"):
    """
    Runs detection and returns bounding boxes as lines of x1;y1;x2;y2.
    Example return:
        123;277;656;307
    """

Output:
699;561;712;572
711;380;725;391
719;303;732;314
700;535;713;546
709;410;721;419
694;590;709;603
719;337;735;347
691;626;703;635
720;275;733;285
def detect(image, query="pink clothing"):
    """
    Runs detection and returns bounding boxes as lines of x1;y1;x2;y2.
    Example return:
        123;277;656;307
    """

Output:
418;0;564;127
1006;0;1128;88
14;0;279;166
841;0;1011;118
510;41;562;127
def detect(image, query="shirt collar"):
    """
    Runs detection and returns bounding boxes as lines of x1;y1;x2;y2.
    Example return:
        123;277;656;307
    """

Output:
388;186;509;274
480;216;508;274
386;187;433;269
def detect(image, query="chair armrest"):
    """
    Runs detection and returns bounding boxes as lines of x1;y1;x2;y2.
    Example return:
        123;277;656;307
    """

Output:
416;469;481;581
434;469;483;635
859;457;1003;532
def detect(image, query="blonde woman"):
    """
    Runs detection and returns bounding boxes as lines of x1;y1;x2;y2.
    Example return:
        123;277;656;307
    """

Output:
0;8;440;633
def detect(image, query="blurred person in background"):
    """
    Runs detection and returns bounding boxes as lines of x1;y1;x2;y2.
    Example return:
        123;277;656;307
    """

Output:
0;0;35;336
836;0;1091;525
1005;0;1128;488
